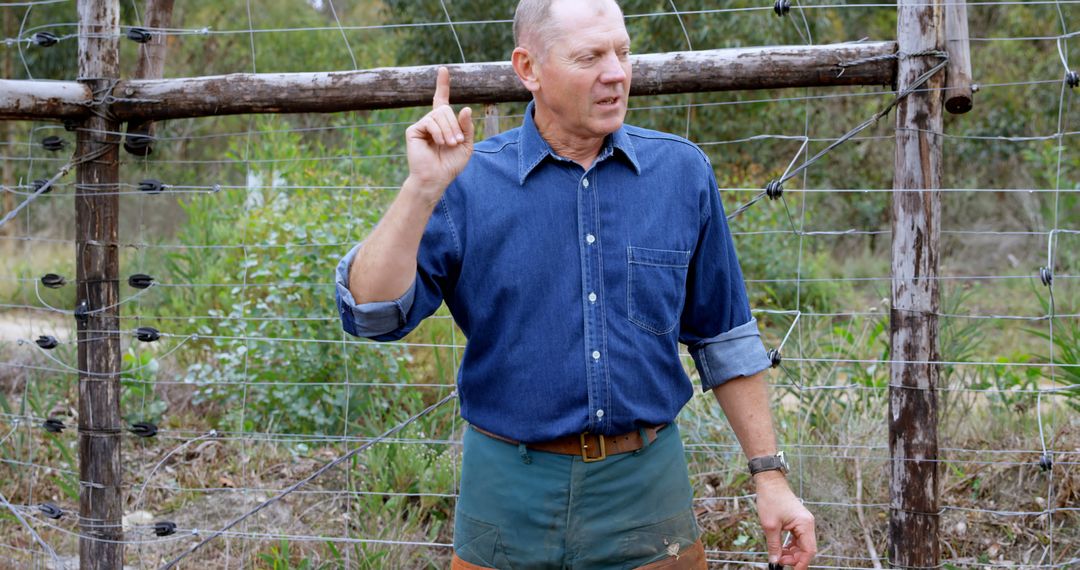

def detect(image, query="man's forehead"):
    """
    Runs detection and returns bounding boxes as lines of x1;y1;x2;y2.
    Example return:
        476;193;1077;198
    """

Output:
546;0;629;43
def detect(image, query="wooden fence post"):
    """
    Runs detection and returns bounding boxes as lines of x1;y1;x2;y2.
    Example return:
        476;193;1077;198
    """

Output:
76;1;123;569
945;0;974;114
123;0;174;155
890;0;944;567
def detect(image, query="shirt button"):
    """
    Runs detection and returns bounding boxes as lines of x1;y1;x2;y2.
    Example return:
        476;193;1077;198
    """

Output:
588;292;597;303
582;178;590;188
596;409;605;419
585;234;596;244
591;350;601;361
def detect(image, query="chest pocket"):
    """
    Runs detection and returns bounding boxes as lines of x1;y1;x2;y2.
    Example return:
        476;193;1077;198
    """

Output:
627;246;691;335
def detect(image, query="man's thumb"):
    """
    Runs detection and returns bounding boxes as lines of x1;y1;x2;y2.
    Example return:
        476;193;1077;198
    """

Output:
458;107;474;141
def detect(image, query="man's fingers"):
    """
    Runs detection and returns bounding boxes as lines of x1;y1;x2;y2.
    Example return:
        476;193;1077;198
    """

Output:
422;116;446;146
433;66;451;109
763;525;783;566
431;106;462;145
458;107;475;142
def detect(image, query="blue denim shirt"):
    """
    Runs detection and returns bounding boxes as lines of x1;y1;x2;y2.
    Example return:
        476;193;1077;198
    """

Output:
336;103;770;442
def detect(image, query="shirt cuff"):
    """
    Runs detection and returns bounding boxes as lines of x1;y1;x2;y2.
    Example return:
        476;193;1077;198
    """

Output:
689;318;772;391
335;242;416;338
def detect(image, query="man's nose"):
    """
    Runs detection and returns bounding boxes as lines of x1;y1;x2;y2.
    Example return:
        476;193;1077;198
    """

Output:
598;52;628;84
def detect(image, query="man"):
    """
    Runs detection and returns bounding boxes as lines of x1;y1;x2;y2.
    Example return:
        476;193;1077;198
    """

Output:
335;0;816;568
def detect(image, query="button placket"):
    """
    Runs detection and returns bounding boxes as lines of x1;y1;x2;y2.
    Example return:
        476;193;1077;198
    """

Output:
579;168;607;431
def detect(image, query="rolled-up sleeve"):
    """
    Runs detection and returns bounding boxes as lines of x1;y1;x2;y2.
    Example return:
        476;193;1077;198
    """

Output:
679;159;771;391
335;241;416;338
334;189;463;342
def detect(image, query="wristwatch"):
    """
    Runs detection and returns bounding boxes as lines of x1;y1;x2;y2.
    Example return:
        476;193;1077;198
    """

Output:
748;451;789;476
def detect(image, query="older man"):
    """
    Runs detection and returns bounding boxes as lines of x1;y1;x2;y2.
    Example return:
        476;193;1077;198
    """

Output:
335;0;816;568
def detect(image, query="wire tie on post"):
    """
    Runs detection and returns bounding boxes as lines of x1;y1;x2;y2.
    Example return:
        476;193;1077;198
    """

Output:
138;179;165;194
135;327;160;343
32;179;52;194
35;335;59;350
765;179;784;200
1039;454;1053;472
38;503;64;520
154;521;177;537
125;134;154;156
43;418;66;434
74;299;89;325
1039;266;1053;287
128;274;155;289
31;32;58;47
41;136;66;152
126;27;153;43
128;422;158;438
41;273;67;289
773;0;790;17
768;348;782;368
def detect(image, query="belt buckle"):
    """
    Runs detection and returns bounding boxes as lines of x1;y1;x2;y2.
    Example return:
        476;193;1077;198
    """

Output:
579;432;606;462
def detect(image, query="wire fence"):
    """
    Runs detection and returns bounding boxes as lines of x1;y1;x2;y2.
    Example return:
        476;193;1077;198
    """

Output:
0;0;1078;568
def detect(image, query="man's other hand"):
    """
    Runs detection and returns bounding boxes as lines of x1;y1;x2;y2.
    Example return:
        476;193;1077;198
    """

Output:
754;472;817;570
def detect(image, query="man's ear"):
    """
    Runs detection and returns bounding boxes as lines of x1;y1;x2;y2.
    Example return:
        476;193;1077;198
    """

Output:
511;46;541;93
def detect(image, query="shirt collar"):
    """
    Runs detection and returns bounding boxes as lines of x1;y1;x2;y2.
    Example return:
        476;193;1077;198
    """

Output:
517;100;641;185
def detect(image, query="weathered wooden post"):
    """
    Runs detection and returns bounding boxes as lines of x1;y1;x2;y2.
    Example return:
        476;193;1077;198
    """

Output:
890;0;944;567
76;1;123;568
945;0;973;114
1;9;15;239
123;0;174;155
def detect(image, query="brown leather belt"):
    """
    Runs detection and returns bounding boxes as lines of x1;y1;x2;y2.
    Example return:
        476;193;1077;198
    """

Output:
472;424;667;462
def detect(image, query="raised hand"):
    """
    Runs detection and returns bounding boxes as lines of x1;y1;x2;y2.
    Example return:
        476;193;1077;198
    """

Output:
404;66;475;196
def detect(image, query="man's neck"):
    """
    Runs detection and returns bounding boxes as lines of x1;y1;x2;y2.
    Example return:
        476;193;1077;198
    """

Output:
534;109;605;171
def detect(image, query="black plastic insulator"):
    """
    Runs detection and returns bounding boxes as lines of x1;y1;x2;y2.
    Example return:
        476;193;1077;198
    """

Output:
62;119;79;132
42;418;65;434
35;335;59;350
124;134;154;156
38;503;64;520
768;348;782;368
138;179;164;194
1068;71;1080;88
74;300;89;324
128;274;155;289
41;136;65;152
154;521;177;537
41;273;66;289
1039;267;1053;287
129;422;158;438
135;326;160;342
126;27;153;43
765;180;784;200
32;179;52;194
774;0;790;17
1039;454;1053;472
768;564;784;570
31;32;58;47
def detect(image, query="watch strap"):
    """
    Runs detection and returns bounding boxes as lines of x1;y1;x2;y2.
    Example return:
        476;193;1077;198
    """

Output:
748;451;788;475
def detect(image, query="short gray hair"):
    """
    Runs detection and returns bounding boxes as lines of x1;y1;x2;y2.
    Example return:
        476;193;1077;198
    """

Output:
513;0;623;57
513;0;556;54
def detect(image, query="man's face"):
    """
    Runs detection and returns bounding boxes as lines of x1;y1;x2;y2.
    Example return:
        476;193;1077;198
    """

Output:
532;0;632;141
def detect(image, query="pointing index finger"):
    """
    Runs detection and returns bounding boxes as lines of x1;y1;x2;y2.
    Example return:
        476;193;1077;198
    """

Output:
433;66;451;109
